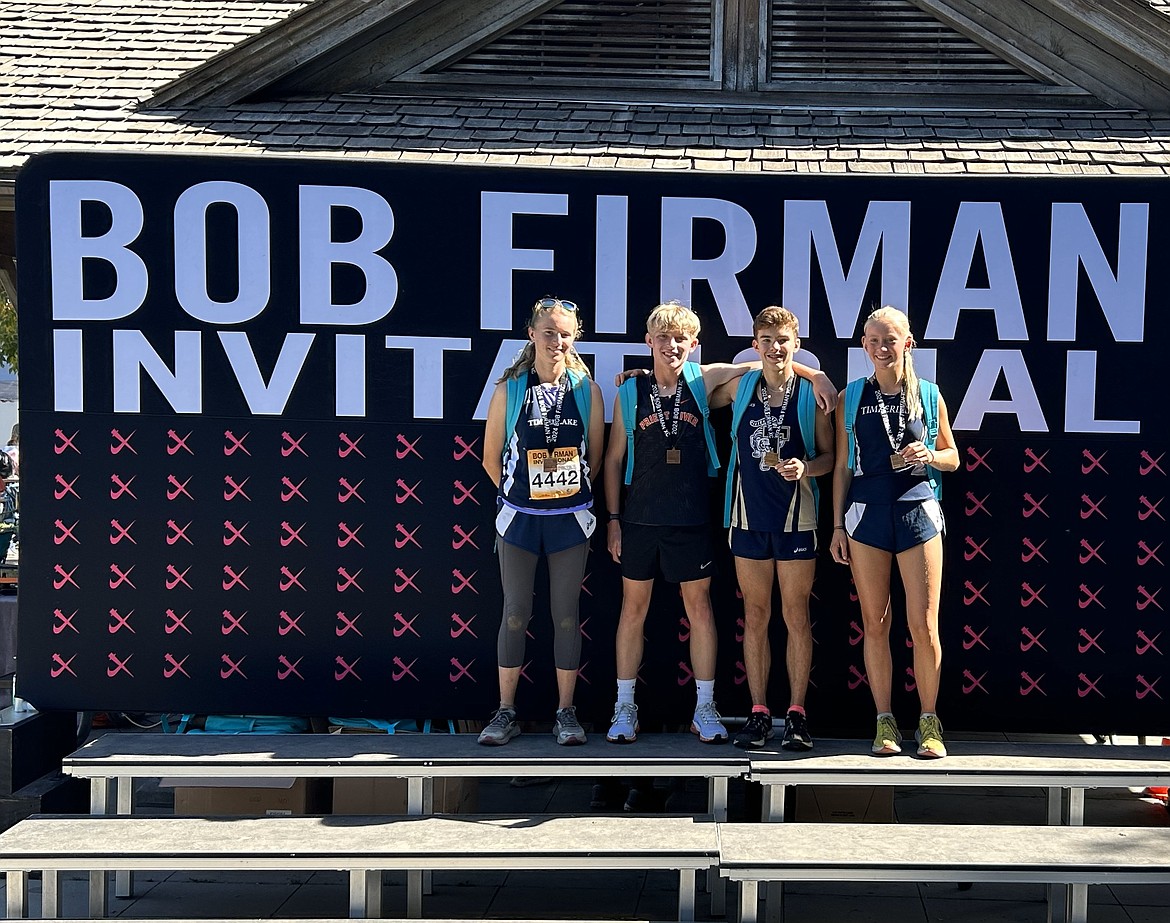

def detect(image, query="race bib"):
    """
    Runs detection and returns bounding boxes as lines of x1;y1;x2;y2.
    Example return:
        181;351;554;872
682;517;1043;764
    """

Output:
527;447;581;499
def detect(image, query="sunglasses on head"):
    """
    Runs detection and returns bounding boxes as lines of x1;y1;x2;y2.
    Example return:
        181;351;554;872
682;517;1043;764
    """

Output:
535;296;578;313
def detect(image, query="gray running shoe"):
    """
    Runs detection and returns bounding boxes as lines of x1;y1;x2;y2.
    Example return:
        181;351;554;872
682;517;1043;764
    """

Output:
477;706;520;746
553;706;587;746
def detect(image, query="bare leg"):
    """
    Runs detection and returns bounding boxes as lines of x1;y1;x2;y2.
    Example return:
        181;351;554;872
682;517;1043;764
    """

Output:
680;577;716;680
615;578;654;680
897;534;944;713
848;540;895;713
734;556;774;707
775;558;816;708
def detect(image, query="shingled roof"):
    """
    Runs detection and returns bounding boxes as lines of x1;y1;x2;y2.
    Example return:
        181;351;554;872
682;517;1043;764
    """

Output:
5;0;1170;214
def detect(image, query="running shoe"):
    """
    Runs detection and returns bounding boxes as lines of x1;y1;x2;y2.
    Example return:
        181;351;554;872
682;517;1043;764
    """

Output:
781;709;814;751
872;714;902;755
553;706;587;746
690;701;729;744
606;702;639;743
477;706;520;746
733;711;775;750
916;714;947;759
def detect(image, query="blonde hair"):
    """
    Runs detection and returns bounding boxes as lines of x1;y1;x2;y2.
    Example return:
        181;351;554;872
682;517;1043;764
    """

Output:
646;301;701;339
753;306;799;338
864;306;922;420
498;298;591;383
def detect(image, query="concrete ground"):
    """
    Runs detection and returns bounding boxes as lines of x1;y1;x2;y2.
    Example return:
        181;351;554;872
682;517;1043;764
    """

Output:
2;730;1167;922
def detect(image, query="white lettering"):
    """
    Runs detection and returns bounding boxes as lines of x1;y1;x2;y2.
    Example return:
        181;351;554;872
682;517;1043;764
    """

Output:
1065;350;1138;433
113;330;202;413
335;334;366;417
52;329;85;412
595;195;629;334
952;349;1047;431
480;192;568;330
384;336;472;419
219;331;314;414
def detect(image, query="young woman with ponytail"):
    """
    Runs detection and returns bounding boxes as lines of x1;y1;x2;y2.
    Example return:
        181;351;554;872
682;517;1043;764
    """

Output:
829;307;959;758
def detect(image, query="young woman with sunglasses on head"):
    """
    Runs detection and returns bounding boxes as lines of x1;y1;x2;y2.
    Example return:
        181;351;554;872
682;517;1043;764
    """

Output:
478;297;605;746
830;307;959;758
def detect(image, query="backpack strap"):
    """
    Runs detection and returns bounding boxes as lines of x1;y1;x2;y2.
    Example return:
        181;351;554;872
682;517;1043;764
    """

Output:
503;369;593;458
566;369;592;444
843;377;866;472
795;377;821;514
919;379;942;500
619;378;638;485
681;361;720;477
723;371;761;527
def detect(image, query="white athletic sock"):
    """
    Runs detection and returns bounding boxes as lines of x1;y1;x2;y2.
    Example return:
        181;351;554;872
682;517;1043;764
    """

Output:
616;679;636;706
695;679;715;707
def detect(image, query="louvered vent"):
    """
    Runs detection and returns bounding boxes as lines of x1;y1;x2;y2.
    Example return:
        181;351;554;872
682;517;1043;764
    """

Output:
769;0;1046;83
442;0;716;82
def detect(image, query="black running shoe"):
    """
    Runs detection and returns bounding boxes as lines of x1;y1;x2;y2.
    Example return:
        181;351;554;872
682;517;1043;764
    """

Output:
781;709;813;751
733;711;775;750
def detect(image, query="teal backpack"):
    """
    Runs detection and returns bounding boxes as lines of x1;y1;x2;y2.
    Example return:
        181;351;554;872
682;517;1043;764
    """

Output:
723;370;819;527
618;361;719;485
843;377;941;499
502;368;592;459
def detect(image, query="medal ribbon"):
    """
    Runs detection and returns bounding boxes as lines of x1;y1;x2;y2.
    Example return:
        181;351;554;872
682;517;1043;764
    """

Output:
759;373;795;445
533;373;568;447
870;377;906;453
649;378;681;448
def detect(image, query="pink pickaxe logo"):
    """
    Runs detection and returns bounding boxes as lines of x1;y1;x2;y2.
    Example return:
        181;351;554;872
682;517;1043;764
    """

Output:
678;616;691;643
1077;673;1104;698
109;519;136;545
847;664;869;690
280;477;307;502
1020;626;1047;652
1021;537;1047;563
279;566;306;592
164;564;192;590
451;568;478;594
395;434;423;460
1138;496;1164;522
221;609;248;636
962;624;989;651
392;656;418;682
165;475;193;501
1077;585;1104;610
904;667;917;693
451;613;477;638
1139;450;1165;477
962;669;989;695
452;480;478;506
222;565;249;591
338;432;365;458
1137;585;1163;611
1078;539;1106;565
1137;540;1163;566
963;536;990;562
1136;674;1162;700
1019;671;1046;696
579;617;592;642
1136;630;1162;656
162;653;190;679
54;520;80;545
338;477;364;503
964;492;990;517
54;474;80;500
335;611;362;637
109;428;137;455
1080;494;1107;520
395;523;421;549
393;612;420;638
965;447;992;472
53;563;80;590
223;520;249;546
1081;449;1108;475
105;607;133;634
576;661;590;686
109;473;137;500
223;475;251;501
452;524;479;550
277;655;303;681
109;563;136;589
337;522;363;548
334;656;361;681
166;520;192;546
677;661;695;687
1022;448;1050;473
166;430;193;456
1077;627;1105;652
734;660;748;686
278;611;305;637
54;429;80;455
165;609;191;635
1021;493;1048;518
220;654;247;679
848;620;864;645
107;652;134;678
963;580;989;606
449;657;476;683
52;608;78;634
223;430;250;456
281;432;308;458
394;568;421;593
336;566;363;592
280;521;306;547
453;435;480;461
1020;582;1047;608
395;478;422;505
51;653;78;678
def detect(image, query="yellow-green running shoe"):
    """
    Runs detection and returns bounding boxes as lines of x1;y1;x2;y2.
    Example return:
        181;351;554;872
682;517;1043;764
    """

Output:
916;714;947;759
872;714;902;755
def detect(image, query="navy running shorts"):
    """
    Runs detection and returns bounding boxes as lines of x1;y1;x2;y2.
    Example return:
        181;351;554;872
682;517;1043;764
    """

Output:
729;527;817;561
844;497;944;553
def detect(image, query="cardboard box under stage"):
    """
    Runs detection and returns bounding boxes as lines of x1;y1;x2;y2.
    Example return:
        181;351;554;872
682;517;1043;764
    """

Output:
332;777;478;815
795;785;894;822
165;778;331;816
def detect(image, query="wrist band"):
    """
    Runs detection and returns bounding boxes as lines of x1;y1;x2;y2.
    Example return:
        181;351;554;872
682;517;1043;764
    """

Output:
608;512;621;521
833;525;846;530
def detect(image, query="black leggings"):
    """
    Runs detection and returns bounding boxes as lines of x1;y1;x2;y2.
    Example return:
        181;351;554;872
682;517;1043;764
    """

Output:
496;539;588;670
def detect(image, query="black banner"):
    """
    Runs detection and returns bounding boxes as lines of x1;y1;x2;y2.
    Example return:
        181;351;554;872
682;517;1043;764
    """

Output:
14;152;1165;733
